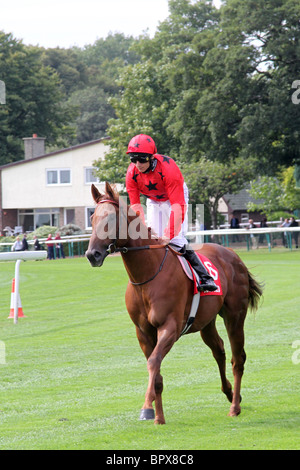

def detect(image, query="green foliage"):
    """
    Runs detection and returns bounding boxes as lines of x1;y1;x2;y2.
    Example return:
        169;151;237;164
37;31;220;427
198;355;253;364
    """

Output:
219;0;300;170
26;225;58;240
100;0;300;181
0;32;76;163
183;156;256;227
58;224;83;236
41;34;140;149
94;59;174;182
0;32;140;163
68;87;115;143
248;166;300;217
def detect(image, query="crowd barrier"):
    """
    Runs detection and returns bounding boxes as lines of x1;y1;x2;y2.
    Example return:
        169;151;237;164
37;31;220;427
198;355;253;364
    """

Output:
0;227;299;256
0;236;91;257
187;226;300;251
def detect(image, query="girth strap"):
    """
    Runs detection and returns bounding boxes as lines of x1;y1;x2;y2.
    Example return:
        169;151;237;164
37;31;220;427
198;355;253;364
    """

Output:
180;292;200;337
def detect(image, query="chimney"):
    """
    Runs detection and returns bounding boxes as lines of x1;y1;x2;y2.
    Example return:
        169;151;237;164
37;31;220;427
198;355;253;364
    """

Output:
23;134;46;160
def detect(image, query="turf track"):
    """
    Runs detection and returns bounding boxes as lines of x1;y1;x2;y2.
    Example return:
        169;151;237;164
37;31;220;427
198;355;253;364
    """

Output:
0;249;299;450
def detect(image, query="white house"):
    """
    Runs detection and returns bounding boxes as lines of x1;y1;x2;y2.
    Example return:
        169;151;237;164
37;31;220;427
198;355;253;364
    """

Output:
0;135;110;235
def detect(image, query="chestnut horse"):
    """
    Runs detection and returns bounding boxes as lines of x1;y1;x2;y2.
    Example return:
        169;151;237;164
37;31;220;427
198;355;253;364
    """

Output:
86;182;263;424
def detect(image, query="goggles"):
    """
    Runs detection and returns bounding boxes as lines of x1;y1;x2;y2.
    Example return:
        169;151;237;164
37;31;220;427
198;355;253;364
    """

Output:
129;153;151;164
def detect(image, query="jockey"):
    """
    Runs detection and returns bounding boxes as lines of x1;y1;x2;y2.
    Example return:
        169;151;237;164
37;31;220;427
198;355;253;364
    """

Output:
125;134;217;292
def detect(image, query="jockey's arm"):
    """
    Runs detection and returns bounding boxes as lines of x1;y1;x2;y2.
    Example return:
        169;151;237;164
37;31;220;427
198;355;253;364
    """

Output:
163;178;187;241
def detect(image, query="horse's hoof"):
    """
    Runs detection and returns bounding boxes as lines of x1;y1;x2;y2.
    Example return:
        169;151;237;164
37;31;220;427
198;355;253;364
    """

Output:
228;406;241;417
154;418;165;425
139;408;155;420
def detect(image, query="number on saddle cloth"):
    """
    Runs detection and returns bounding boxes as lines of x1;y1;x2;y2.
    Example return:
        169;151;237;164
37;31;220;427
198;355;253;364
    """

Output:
178;254;222;297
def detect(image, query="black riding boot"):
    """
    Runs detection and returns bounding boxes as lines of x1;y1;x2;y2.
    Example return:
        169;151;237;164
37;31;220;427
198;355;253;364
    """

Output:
182;248;218;292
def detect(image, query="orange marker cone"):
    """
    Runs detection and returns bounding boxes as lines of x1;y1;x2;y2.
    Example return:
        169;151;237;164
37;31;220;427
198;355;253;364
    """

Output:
8;278;25;319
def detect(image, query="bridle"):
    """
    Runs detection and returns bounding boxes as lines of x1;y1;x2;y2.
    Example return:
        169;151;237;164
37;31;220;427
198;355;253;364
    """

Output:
94;198;181;286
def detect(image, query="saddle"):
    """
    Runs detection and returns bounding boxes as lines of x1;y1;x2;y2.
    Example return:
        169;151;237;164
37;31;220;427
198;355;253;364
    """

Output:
177;253;222;337
178;253;222;297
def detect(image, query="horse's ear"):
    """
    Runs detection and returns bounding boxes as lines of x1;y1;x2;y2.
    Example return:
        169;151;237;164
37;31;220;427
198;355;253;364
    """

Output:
105;182;117;201
91;184;103;204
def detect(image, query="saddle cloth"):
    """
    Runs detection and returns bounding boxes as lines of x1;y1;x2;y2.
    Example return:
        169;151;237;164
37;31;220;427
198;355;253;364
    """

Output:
178;253;223;296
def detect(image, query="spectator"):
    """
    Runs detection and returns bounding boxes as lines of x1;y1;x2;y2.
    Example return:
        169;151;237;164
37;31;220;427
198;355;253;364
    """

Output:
55;232;65;259
289;217;299;248
46;234;54;260
280;218;290;248
230;213;240;242
12;236;22;252
247;219;258;249
22;234;28;251
259;217;268;244
34;236;41;251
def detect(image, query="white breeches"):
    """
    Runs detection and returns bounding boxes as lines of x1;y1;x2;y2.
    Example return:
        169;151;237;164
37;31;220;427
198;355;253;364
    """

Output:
146;183;189;248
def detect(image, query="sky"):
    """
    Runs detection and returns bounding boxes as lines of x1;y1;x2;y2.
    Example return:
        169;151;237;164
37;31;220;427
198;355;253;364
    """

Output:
1;0;222;49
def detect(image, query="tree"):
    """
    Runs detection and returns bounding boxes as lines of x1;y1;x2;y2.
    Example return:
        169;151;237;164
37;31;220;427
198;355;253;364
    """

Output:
94;59;173;182
219;0;300;172
0;32;76;164
94;0;221;182
100;0;300;179
41;46;88;96
247;166;300;218
247;176;284;219
68;87;115;143
41;34;141;147
182;156;256;228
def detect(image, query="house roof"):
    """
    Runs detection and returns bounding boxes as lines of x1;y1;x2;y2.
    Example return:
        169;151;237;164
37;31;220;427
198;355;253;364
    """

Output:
0;137;110;170
223;186;264;212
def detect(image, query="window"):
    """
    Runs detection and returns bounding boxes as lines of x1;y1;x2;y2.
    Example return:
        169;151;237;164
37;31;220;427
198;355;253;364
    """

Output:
18;210;34;232
85;167;99;184
18;208;60;231
86;207;95;229
46;168;71;185
60;170;71;184
47;170;58;185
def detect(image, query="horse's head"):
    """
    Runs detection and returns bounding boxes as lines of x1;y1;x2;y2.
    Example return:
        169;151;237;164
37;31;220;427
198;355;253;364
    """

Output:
86;182;122;267
86;181;157;267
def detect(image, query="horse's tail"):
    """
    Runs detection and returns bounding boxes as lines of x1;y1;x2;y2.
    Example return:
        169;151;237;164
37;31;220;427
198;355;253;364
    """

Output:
248;270;264;312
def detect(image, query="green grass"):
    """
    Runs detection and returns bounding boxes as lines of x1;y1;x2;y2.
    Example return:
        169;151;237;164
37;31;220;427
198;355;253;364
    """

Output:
0;249;299;450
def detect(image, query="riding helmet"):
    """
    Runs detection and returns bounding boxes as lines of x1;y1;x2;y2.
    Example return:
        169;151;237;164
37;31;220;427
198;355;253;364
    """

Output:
126;134;157;155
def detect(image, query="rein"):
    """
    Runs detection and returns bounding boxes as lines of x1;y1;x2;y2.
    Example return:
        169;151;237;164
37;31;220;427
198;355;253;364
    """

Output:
130;247;169;286
106;242;170;286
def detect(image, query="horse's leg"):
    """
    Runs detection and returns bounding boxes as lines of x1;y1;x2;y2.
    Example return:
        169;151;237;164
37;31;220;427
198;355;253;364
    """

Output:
135;326;165;424
142;316;178;424
200;319;233;403
223;310;247;417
